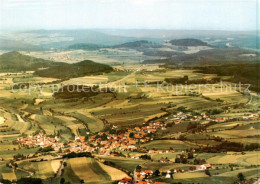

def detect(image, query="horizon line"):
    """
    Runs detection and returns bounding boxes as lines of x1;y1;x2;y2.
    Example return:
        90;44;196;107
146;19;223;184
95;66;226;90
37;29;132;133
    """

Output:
1;28;259;32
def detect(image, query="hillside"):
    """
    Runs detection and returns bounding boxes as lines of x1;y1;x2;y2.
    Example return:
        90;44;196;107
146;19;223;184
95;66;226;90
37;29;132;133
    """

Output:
0;39;44;51
194;63;260;92
169;39;210;46
0;51;56;72
0;52;113;79
34;60;113;79
143;48;258;65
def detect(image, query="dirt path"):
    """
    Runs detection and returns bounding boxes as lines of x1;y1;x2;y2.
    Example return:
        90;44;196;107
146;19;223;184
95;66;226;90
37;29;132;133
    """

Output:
55;158;68;179
108;66;142;86
10;162;34;178
246;91;253;105
16;168;34;177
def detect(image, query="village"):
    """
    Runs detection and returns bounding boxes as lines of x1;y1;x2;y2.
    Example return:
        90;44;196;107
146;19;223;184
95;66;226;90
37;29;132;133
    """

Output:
17;111;259;155
12;111;259;183
17;120;169;158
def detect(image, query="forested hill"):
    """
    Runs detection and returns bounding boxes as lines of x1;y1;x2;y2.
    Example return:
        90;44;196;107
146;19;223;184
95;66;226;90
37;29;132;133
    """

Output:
67;43;103;50
114;40;160;49
0;51;113;79
34;60;113;79
0;51;55;72
143;48;258;65
169;39;210;46
195;63;260;92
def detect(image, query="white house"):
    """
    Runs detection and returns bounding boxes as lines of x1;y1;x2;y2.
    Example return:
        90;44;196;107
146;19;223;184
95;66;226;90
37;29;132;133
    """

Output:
165;170;172;178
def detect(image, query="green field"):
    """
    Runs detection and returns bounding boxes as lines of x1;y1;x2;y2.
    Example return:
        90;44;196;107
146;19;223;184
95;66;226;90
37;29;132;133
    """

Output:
141;140;194;151
18;159;61;179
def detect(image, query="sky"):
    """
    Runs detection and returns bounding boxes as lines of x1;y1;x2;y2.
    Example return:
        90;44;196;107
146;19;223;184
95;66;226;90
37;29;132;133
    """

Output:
0;0;259;30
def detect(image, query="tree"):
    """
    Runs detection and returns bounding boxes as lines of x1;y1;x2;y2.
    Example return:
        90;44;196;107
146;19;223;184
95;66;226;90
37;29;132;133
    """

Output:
140;154;151;160
14;163;18;169
136;165;142;172
175;157;181;163
205;169;211;176
153;169;160;176
178;135;186;141
237;173;245;181
0;179;11;184
183;75;189;81
188;152;194;159
129;132;134;138
17;178;43;184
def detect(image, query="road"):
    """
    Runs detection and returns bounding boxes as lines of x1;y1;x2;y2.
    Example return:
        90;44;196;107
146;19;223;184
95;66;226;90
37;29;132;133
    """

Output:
108;66;142;86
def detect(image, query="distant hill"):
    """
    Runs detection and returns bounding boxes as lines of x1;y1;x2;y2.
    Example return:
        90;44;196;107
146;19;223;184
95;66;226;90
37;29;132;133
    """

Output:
35;60;113;79
0;52;113;79
143;48;258;65
114;40;161;49
0;39;44;51
1;30;258;51
169;39;210;46
68;43;104;50
67;40;160;50
0;51;55;72
24;29;138;48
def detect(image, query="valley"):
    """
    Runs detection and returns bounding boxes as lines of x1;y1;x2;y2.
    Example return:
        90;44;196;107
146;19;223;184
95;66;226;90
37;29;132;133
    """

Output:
0;28;259;184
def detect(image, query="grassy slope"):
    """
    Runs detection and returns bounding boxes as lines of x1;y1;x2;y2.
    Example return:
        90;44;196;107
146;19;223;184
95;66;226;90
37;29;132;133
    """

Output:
18;160;61;179
64;157;111;184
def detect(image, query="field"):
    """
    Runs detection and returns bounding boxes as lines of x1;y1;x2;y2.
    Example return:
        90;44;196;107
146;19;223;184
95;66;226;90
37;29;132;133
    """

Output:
99;156;148;172
141;140;194;151
174;172;208;179
62;157;128;184
100;156;193;172
0;66;257;143
0;59;259;184
1;172;17;182
95;161;129;181
0;67;252;141
66;157;110;183
206;152;260;166
18;159;62;179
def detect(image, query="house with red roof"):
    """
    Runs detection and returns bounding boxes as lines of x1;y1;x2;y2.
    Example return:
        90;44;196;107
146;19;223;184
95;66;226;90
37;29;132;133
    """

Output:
118;177;132;184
